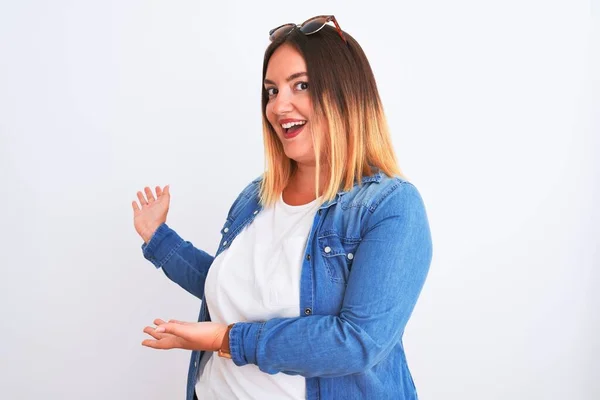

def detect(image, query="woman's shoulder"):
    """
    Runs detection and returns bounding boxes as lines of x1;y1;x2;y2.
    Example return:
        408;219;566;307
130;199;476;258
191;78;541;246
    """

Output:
229;173;263;200
220;174;263;221
235;170;426;215
342;171;426;214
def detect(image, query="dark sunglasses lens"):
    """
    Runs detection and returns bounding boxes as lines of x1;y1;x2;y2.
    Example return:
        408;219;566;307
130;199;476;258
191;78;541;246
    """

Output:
300;16;329;35
269;24;295;41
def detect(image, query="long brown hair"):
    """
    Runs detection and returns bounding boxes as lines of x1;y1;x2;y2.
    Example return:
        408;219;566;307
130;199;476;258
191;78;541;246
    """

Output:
259;24;404;207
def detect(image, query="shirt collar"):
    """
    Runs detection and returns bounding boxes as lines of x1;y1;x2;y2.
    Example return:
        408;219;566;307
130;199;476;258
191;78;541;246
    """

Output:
252;167;384;210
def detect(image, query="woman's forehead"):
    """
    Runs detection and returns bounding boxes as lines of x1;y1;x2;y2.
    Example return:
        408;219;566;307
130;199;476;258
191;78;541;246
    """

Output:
265;44;307;80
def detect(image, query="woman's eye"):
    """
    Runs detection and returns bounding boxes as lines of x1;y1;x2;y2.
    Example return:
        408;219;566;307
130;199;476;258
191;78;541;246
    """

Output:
294;81;309;91
266;87;278;96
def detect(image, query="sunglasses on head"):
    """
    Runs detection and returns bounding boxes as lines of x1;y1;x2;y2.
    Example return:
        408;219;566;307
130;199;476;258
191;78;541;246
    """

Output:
268;15;347;44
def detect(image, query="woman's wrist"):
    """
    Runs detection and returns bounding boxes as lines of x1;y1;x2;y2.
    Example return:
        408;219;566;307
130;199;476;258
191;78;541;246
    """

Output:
141;224;160;243
217;323;235;358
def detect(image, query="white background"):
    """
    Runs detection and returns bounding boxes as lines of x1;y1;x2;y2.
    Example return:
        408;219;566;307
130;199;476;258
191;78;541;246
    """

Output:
0;1;597;399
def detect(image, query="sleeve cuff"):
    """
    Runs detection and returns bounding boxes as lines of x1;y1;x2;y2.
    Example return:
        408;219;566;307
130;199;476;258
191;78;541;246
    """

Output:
140;223;184;268
229;321;264;367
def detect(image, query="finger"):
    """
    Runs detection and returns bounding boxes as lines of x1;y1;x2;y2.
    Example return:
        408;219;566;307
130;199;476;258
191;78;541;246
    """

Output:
132;201;141;213
145;187;156;202
155;323;193;340
137;191;148;206
156;186;163;197
168;319;195;326
142;335;188;350
153;318;167;326
141;339;173;349
164;185;170;196
143;326;172;340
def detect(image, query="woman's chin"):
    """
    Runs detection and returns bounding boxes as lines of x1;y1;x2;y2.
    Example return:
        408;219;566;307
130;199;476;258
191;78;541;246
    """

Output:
285;153;315;166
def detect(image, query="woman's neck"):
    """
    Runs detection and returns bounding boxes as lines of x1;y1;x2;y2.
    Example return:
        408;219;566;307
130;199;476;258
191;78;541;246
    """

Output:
283;163;329;205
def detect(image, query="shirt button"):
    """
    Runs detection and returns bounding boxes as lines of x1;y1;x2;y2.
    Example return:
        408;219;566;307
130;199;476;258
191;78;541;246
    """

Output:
304;308;312;315
347;253;354;260
223;228;229;233
324;246;331;253
194;361;197;367
253;210;259;215
223;240;228;246
306;254;311;261
318;209;322;215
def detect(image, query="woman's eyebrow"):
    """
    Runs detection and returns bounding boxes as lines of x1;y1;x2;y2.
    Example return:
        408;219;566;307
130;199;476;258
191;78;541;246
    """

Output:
264;72;308;86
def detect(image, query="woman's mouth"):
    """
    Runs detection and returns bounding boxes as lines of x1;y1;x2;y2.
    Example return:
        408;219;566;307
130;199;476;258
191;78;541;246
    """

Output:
282;120;307;139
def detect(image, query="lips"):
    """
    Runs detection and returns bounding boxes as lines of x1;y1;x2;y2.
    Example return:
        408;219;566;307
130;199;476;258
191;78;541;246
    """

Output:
283;122;306;139
279;118;306;126
276;118;307;140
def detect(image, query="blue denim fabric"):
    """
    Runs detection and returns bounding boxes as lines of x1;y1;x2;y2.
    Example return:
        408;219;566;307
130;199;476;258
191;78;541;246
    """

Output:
141;169;433;399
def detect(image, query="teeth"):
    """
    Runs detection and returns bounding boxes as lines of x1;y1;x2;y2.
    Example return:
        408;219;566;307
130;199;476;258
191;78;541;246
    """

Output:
281;120;306;129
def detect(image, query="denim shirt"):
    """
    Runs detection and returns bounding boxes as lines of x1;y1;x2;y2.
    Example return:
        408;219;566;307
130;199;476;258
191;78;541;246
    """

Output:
141;170;433;400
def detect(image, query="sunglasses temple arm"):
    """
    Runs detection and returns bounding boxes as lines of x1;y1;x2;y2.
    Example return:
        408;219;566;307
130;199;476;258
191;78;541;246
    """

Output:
330;17;347;43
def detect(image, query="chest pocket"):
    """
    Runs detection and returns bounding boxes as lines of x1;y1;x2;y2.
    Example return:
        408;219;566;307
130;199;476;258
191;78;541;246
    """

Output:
317;233;361;284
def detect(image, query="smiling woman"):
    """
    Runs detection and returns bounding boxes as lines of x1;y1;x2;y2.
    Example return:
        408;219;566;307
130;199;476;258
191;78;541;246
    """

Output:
133;14;433;400
264;55;314;164
258;17;402;208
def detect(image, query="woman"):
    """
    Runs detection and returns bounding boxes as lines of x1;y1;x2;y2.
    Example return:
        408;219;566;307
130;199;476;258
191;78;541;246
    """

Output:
133;15;433;400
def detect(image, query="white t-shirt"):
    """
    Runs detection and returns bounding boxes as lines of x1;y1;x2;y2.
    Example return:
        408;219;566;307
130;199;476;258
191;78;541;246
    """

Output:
195;192;322;400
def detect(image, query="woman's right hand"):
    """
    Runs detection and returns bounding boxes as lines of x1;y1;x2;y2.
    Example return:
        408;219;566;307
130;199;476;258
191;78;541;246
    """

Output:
132;185;171;244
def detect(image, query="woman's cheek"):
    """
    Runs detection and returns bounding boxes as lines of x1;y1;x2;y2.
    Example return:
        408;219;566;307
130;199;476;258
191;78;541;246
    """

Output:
265;100;275;115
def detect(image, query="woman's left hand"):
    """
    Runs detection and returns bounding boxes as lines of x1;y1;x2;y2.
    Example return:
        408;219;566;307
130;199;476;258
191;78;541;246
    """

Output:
142;318;228;351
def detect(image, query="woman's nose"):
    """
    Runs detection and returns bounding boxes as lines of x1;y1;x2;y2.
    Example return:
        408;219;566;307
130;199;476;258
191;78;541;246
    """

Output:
272;92;293;115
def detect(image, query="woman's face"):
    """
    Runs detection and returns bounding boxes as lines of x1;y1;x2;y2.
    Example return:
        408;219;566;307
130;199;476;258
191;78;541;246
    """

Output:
264;44;319;166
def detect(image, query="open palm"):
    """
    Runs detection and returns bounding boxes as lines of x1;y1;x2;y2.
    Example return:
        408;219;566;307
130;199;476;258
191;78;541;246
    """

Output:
142;318;227;351
132;185;171;243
